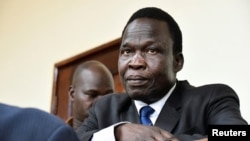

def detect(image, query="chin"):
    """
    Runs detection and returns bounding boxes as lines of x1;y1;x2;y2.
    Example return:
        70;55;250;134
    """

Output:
127;89;149;100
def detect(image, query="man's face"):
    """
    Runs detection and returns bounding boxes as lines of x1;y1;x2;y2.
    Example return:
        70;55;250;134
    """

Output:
73;68;114;121
119;18;180;103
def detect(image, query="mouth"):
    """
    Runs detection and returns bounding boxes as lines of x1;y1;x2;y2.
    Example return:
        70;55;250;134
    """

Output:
126;75;148;86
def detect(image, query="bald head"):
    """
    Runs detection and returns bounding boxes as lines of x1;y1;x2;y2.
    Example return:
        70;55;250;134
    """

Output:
72;60;114;87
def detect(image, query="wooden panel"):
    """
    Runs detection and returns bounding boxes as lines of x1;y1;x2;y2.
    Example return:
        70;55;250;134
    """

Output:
51;38;124;121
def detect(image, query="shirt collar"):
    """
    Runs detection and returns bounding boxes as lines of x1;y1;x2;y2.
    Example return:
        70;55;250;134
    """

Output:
134;83;176;116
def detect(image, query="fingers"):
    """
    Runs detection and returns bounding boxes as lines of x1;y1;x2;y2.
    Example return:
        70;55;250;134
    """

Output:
162;130;178;141
151;126;179;141
161;136;178;141
116;123;179;141
164;136;179;141
194;138;208;141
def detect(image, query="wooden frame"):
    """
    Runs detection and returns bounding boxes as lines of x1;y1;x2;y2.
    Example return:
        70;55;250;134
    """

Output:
50;38;123;121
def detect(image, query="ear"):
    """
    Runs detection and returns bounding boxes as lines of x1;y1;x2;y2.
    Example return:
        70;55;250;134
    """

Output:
174;52;184;72
68;85;75;102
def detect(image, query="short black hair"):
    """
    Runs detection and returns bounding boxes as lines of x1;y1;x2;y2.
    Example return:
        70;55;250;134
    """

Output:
122;7;182;54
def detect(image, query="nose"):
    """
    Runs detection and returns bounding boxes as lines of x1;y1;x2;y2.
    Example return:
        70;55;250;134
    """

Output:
128;52;146;69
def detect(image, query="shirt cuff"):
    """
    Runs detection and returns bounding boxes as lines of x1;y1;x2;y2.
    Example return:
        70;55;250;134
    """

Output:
91;122;130;141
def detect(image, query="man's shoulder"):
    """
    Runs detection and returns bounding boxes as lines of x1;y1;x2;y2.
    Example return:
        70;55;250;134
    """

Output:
0;103;37;120
98;93;130;103
193;82;236;96
178;80;235;92
94;93;132;110
178;80;238;98
0;103;65;125
0;103;79;141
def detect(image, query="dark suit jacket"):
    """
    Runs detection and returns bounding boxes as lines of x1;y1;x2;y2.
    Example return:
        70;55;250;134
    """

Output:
76;80;248;141
0;103;79;141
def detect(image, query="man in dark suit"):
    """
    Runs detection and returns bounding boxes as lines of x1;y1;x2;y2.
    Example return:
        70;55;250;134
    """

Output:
0;103;79;141
76;7;248;141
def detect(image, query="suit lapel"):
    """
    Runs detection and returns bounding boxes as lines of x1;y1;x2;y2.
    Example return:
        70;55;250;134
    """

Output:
154;102;180;132
155;81;184;132
120;97;141;123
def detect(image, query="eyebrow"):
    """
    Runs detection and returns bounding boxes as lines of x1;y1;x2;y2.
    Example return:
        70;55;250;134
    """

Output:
121;39;156;48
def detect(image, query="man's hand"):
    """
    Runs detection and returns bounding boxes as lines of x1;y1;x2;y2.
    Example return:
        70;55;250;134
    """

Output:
195;138;208;141
115;123;179;141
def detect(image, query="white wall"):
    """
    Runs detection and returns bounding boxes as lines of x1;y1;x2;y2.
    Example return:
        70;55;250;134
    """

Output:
0;0;249;122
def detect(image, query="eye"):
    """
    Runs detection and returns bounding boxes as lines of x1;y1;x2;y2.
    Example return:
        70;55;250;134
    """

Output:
124;50;130;55
85;93;98;100
84;91;98;97
121;48;132;55
147;49;157;55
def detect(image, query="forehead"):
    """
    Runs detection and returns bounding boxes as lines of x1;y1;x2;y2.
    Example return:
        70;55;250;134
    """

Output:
123;18;170;40
75;68;112;87
76;69;102;83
